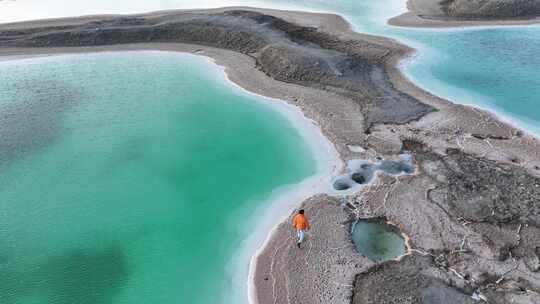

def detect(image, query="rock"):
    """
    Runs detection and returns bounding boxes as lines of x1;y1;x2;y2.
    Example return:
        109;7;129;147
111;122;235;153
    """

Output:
408;0;540;20
352;255;477;304
524;254;540;272
334;178;352;190
351;173;367;184
497;245;511;262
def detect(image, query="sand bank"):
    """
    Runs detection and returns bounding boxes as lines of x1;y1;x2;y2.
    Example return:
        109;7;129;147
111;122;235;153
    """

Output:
389;11;540;28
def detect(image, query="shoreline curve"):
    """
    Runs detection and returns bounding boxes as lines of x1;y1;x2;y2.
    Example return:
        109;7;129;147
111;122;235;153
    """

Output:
389;11;540;28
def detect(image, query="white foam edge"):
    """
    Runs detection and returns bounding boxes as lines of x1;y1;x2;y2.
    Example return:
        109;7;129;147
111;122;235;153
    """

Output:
0;50;343;304
197;53;344;304
394;39;540;140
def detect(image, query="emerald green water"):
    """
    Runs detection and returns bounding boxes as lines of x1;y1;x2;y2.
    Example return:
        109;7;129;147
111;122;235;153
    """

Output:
352;220;406;262
0;52;318;304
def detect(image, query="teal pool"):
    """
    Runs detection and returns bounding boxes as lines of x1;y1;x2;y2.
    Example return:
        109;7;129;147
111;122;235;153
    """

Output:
352;220;407;262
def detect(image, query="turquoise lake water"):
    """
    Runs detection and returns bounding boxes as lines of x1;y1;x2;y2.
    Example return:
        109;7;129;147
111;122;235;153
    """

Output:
3;0;539;133
256;0;540;135
0;52;318;303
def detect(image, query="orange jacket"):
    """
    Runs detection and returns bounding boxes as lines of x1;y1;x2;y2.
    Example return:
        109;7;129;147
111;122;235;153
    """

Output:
293;214;310;230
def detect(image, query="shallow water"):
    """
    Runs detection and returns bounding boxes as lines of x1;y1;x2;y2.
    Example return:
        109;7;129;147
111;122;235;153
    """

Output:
0;52;318;304
352;220;407;262
333;156;414;191
401;26;540;135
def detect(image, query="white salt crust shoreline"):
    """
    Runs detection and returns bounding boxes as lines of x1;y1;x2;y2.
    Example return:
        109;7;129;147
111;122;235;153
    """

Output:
389;11;540;29
211;53;345;304
368;4;540;141
0;49;345;304
309;0;540;141
396;49;540;140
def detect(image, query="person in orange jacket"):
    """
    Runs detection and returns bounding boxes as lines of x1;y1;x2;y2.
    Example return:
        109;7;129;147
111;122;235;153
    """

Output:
292;209;310;248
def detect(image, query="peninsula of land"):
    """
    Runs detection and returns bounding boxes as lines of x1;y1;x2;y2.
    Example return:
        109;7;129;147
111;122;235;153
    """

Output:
390;0;540;27
2;7;540;304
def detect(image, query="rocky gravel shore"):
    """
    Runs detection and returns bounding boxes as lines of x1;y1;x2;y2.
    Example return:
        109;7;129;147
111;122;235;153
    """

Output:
390;0;540;28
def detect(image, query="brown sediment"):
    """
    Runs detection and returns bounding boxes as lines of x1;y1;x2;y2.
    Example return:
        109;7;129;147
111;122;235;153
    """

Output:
2;7;540;304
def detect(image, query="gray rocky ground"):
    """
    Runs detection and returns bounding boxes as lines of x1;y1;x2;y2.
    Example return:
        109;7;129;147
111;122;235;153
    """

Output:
408;0;540;19
390;0;540;27
2;8;540;304
0;9;432;128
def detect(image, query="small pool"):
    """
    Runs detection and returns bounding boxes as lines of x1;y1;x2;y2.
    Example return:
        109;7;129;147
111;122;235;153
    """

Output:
332;155;415;191
352;219;407;262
